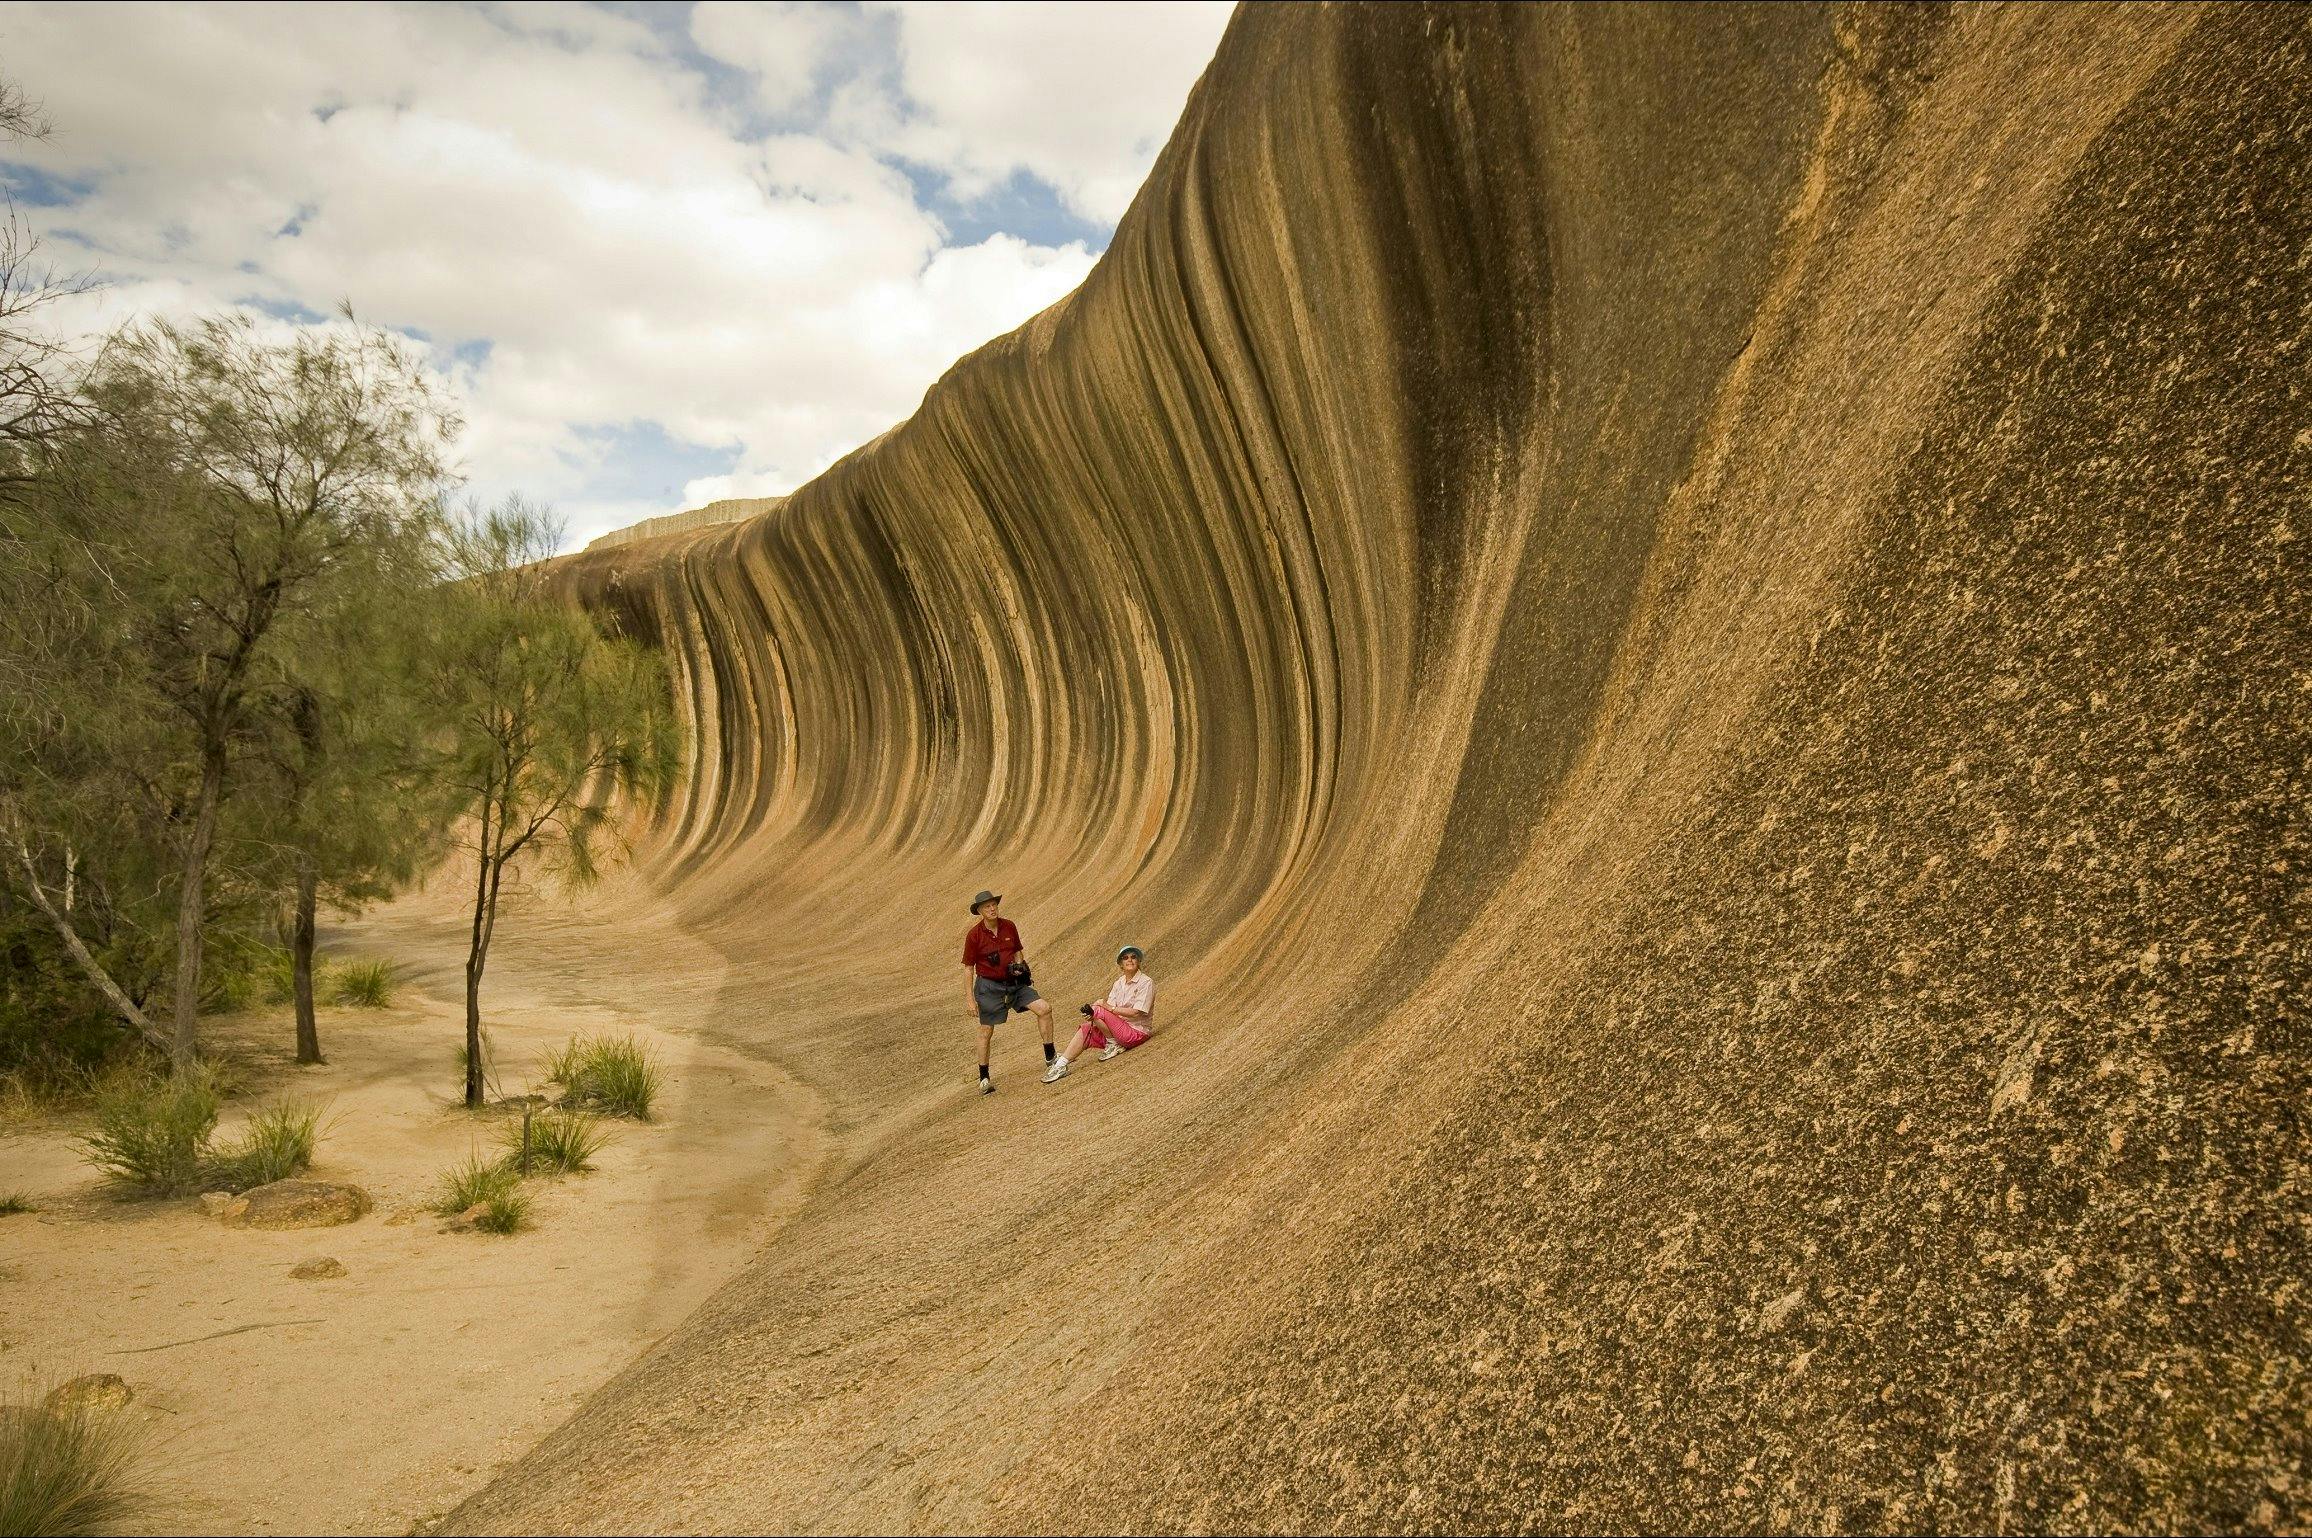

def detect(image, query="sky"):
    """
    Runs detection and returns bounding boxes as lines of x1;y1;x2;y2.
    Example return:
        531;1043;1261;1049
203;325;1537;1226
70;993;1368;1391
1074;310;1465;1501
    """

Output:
0;1;1234;548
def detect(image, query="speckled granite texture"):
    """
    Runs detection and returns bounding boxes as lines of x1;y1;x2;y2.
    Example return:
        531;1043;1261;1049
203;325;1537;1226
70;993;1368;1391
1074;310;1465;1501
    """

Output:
449;4;2305;1532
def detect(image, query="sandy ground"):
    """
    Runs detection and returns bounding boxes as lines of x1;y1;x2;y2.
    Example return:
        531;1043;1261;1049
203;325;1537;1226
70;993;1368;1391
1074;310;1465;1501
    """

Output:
0;878;826;1536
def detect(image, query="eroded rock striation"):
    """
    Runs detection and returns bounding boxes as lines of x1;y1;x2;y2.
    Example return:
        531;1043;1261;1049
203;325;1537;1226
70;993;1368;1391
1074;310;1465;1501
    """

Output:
458;4;2306;1531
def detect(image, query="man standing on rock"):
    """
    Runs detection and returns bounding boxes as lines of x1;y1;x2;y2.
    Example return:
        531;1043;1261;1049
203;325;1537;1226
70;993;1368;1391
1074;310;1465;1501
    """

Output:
963;890;1055;1093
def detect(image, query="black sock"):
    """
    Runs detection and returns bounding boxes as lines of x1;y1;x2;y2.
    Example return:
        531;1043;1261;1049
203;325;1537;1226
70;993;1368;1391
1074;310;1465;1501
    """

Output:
978;1064;989;1081
1044;1043;1056;1063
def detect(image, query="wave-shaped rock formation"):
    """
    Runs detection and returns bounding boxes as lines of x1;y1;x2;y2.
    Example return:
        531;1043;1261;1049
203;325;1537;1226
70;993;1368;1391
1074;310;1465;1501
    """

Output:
456;4;2305;1531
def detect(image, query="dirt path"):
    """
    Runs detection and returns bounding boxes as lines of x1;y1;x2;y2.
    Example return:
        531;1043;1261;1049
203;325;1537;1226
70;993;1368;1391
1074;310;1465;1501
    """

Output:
0;880;826;1536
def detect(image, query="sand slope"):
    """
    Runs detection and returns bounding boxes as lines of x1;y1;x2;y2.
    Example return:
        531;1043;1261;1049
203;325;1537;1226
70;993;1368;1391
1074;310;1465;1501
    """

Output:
449;4;2305;1531
0;884;822;1535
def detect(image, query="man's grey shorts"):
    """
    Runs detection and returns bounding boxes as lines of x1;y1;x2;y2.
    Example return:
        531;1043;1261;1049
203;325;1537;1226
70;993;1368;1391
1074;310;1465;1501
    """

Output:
974;975;1042;1026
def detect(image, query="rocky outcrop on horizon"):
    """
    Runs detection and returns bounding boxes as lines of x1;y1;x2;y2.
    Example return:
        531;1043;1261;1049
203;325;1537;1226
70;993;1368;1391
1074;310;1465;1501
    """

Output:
460;4;2306;1531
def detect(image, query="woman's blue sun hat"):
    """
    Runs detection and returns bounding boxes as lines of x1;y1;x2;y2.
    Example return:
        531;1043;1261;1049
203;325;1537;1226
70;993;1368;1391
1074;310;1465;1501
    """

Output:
1117;944;1144;964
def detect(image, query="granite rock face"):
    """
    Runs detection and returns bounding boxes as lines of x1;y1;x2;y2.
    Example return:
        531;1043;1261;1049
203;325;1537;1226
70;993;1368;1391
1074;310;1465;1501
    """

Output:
461;4;2306;1532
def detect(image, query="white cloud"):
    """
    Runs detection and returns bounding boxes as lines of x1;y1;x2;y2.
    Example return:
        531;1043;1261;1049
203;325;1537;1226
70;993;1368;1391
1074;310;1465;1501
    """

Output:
0;1;1218;549
689;1;861;117
866;1;1234;224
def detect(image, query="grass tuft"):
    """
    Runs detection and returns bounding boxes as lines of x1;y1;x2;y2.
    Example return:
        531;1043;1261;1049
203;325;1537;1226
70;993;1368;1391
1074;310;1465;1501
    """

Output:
328;960;393;1009
0;1379;152;1536
552;1034;663;1121
79;1068;219;1195
540;1036;583;1088
1;1053;117;1126
432;1152;529;1234
0;1194;31;1216
206;1100;323;1191
497;1108;609;1177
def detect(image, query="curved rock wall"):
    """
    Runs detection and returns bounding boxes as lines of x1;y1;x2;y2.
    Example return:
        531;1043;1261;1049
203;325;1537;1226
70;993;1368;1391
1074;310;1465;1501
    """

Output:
466;4;2306;1531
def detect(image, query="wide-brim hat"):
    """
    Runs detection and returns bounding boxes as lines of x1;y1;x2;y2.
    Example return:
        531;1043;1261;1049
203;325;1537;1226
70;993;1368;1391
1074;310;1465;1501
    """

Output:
969;889;1002;914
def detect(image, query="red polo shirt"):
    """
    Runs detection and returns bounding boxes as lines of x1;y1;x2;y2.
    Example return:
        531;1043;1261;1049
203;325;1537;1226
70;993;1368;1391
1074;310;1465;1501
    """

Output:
962;918;1021;980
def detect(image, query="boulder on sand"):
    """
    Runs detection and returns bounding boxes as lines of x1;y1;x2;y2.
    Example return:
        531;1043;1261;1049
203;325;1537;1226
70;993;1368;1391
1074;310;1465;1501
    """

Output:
217;1179;371;1230
46;1374;132;1413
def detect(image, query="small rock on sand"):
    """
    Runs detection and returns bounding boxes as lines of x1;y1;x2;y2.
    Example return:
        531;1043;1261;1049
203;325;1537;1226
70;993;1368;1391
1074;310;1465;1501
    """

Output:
46;1373;132;1413
439;1203;491;1232
290;1256;347;1280
198;1191;240;1219
221;1180;372;1231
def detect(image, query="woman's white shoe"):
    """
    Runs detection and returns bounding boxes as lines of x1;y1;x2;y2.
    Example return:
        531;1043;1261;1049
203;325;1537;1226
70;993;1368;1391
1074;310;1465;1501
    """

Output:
1099;1042;1122;1061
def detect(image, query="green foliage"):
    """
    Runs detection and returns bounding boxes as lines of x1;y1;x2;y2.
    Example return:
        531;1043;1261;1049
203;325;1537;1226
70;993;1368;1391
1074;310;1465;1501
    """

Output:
0;907;158;1085
553;1034;663;1121
0;1194;30;1215
257;947;303;1006
2;310;459;1071
0;1380;151;1538
432;1152;528;1234
199;933;286;1016
206;1100;322;1191
498;1108;609;1176
328;959;393;1009
436;498;682;1108
79;1067;219;1195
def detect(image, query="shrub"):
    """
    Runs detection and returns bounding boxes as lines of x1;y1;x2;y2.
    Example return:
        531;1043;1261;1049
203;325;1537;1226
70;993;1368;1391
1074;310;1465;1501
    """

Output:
0;1194;31;1216
0;1379;151;1537
432;1152;528;1234
200;934;285;1015
206;1101;322;1191
498;1108;608;1177
329;960;393;1009
80;1068;219;1195
554;1034;663;1121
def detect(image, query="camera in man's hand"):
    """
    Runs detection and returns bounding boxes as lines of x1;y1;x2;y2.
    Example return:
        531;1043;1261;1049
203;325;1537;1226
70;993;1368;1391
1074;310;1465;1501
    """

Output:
1006;961;1033;986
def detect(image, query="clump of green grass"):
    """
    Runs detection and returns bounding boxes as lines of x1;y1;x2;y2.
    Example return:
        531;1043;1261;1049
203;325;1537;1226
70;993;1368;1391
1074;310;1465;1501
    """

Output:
79;1068;220;1195
206;1100;323;1191
432;1152;528;1234
550;1034;663;1121
498;1108;609;1177
540;1035;584;1089
328;960;393;1009
0;1194;32;1216
0;1379;151;1536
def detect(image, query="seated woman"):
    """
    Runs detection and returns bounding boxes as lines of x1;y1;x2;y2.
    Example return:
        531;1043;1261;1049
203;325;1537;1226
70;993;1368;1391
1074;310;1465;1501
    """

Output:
1042;945;1154;1083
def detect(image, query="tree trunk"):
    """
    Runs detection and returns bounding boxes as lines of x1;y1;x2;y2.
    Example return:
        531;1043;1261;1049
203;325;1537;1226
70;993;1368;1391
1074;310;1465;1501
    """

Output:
464;809;494;1108
11;836;169;1053
170;742;226;1076
292;854;321;1064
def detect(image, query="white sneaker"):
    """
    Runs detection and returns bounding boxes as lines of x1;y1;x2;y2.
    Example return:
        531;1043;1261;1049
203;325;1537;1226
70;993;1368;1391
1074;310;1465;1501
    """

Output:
1042;1059;1069;1083
1099;1042;1121;1061
978;1076;993;1095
